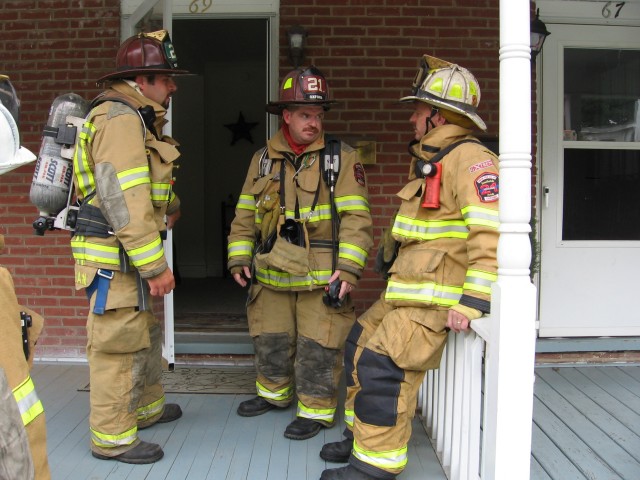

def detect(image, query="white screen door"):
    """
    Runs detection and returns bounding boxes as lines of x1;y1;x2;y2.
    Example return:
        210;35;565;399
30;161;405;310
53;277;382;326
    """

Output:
539;24;640;337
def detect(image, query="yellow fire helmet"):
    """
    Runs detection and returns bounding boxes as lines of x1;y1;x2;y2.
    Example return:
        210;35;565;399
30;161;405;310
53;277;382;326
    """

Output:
399;55;486;131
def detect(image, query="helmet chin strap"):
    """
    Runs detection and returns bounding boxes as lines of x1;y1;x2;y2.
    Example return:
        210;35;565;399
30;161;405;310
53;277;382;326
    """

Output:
425;107;439;133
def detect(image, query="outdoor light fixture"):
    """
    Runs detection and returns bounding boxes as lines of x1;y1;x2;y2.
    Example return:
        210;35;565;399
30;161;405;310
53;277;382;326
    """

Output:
530;8;550;62
287;25;307;68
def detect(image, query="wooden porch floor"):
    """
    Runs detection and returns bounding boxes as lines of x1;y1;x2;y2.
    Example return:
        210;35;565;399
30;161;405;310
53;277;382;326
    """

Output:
33;362;640;479
32;362;445;480
531;364;640;480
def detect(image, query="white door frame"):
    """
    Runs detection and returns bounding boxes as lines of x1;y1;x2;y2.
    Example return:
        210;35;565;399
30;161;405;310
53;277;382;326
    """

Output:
121;0;279;367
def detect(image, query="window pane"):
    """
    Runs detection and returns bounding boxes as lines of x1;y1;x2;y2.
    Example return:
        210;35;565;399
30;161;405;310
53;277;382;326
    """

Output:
563;48;640;142
563;149;640;240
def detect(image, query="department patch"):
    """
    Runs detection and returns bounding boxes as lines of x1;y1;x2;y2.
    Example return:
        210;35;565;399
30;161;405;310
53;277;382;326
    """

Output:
469;159;494;174
353;162;366;186
474;172;499;202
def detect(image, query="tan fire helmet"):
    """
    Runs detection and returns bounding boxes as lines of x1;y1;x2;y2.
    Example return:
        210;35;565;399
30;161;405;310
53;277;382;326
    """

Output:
399;55;486;131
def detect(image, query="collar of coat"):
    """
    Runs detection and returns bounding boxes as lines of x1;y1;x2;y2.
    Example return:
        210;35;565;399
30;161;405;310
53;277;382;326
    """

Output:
267;128;326;163
408;124;474;179
109;80;169;133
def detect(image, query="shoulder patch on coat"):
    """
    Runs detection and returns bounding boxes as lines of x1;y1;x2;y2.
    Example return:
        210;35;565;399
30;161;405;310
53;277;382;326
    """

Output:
474;172;499;202
468;159;495;174
353;163;366;186
107;102;136;120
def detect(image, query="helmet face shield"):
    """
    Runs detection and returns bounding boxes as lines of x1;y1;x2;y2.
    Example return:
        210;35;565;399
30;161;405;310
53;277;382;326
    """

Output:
266;66;337;115
400;55;486;131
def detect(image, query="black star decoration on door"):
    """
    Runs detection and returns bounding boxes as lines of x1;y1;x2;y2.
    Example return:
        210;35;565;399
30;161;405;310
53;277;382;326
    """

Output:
224;112;259;145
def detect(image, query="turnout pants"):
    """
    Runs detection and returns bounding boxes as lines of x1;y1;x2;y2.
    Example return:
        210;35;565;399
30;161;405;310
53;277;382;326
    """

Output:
0;268;50;480
344;293;448;479
85;270;166;457
247;285;355;425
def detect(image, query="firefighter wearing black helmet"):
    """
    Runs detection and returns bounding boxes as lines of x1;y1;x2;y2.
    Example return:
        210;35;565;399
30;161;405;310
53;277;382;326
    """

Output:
227;66;373;440
320;55;500;480
70;30;188;464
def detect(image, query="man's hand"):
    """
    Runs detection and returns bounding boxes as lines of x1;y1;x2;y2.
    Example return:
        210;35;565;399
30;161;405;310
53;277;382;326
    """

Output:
447;309;469;333
166;210;181;230
232;266;252;287
147;268;175;296
328;270;354;299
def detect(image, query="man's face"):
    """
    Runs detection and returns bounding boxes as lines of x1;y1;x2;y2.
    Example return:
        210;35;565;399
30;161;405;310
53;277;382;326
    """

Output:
136;75;177;109
409;101;444;141
282;105;324;145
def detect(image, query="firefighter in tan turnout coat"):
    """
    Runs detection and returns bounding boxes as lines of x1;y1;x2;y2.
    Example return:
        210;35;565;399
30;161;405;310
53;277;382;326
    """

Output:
227;66;373;441
0;74;51;480
320;56;500;480
70;31;188;464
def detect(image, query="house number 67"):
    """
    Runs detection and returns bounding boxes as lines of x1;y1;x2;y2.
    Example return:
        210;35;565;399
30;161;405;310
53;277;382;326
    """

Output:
601;2;625;18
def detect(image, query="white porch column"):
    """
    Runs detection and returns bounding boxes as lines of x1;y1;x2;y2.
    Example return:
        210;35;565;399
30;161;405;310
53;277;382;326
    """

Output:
482;1;538;479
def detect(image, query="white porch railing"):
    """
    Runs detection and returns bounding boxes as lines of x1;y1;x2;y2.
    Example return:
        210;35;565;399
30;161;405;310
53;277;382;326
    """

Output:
418;316;491;480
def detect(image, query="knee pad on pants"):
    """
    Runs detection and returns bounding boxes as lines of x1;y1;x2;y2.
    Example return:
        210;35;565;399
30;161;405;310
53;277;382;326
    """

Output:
355;348;404;427
345;321;363;387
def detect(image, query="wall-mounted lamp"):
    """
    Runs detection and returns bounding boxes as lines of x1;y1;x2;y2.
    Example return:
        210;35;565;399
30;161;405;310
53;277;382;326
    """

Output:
530;9;550;62
287;25;308;68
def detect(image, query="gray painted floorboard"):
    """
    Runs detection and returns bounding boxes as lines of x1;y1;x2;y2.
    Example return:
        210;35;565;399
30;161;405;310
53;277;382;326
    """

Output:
32;363;445;480
33;362;640;479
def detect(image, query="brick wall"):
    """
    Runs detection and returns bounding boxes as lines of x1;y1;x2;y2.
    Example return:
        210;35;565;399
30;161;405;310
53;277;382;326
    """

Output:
0;1;535;359
0;0;121;358
279;0;505;313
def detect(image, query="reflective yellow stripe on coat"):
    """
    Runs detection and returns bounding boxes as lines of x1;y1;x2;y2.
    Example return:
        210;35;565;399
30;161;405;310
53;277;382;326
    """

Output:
13;375;44;426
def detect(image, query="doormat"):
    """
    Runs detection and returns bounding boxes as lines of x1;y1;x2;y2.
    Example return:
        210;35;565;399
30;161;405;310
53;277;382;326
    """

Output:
79;366;256;394
174;312;248;333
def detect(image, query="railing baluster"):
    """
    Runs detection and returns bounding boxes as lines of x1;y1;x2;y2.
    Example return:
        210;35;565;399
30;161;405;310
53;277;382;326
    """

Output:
419;318;490;480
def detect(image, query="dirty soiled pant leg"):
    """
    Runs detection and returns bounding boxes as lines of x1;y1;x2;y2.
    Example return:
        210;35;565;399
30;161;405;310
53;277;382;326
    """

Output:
246;285;297;406
86;291;154;457
0;367;34;480
295;289;356;426
136;321;167;429
350;305;448;479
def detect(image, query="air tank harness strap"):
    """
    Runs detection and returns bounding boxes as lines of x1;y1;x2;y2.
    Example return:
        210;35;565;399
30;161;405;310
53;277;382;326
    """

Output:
85;269;114;315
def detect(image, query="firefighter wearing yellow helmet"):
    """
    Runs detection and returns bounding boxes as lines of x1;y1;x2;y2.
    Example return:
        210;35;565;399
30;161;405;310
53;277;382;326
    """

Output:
227;66;373;441
70;30;188;464
320;55;500;480
0;74;52;480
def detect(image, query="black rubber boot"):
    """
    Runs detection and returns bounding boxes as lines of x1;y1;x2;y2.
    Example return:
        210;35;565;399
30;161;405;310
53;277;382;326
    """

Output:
320;465;381;480
237;396;278;417
284;417;323;440
92;440;164;464
139;403;183;430
320;437;352;463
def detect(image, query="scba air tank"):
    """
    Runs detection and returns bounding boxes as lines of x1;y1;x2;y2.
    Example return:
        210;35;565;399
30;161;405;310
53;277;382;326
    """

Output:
30;93;89;233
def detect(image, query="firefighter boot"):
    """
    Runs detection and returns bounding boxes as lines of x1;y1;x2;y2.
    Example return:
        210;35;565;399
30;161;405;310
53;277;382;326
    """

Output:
237;396;281;417
320;437;352;463
320;465;386;480
92;440;164;464
139;403;183;429
284;417;323;440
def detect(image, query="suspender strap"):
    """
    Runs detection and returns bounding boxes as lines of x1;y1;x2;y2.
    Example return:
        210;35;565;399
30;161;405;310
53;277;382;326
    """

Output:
422;139;481;164
85;269;114;315
135;270;150;312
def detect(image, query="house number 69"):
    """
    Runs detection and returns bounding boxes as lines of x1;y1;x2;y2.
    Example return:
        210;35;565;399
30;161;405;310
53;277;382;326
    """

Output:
601;2;625;18
189;0;212;14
